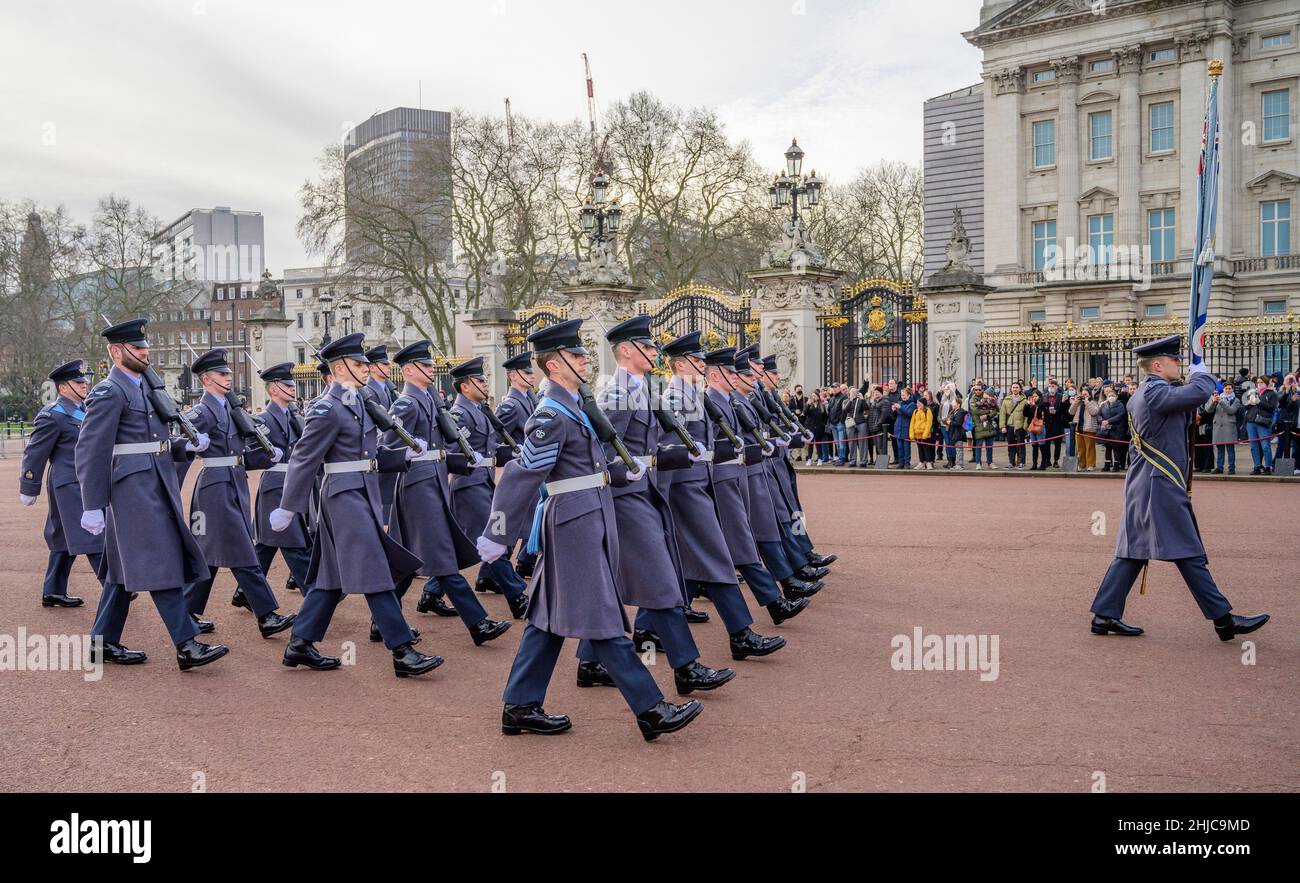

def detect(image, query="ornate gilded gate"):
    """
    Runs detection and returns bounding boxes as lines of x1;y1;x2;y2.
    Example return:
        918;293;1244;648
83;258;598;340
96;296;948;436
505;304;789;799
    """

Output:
819;278;927;387
506;303;571;358
648;284;755;351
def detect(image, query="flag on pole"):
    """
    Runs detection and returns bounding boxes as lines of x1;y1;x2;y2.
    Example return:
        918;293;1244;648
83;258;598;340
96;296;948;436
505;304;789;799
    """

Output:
1187;61;1222;366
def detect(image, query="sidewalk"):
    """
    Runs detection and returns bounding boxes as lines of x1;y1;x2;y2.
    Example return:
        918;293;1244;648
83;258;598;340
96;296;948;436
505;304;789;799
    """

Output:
793;462;1300;483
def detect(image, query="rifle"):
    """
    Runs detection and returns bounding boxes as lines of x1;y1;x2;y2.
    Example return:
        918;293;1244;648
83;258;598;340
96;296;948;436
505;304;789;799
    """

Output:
748;382;790;441
286;401;306;435
142;366;201;444
553;346;638;471
700;388;743;449
224;391;277;457
420;340;487;460
359;385;420;451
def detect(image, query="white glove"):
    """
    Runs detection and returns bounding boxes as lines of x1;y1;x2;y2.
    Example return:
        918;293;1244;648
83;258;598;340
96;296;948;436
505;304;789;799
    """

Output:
270;446;284;463
1189;361;1211;376
626;460;648;482
81;509;105;535
686;447;705;463
185;432;211;453
404;438;428;461
802;429;814;443
269;508;295;532
762;442;776;457
470;451;491;468
19;493;36;507
772;435;790;448
477;535;507;563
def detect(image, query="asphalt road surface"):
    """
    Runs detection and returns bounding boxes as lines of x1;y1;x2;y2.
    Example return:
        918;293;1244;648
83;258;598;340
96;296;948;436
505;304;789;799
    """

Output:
1;457;1296;792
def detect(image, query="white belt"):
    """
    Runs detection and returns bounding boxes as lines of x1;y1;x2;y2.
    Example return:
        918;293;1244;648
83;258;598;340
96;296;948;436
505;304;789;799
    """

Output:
412;449;447;462
693;450;714;462
717;456;743;466
200;455;243;468
323;459;378;474
265;463;290;473
544;471;609;496
112;441;169;456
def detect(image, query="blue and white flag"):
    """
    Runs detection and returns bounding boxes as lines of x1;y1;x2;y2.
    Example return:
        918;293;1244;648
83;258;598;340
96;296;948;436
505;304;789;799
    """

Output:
1188;69;1221;365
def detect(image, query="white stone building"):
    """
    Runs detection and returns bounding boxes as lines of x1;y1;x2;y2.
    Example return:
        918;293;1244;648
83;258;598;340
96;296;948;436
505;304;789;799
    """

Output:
961;0;1297;333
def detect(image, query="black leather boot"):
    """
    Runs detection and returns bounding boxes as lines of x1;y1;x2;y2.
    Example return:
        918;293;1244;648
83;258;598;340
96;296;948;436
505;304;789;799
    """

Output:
796;565;830;581
475;574;503;594
576;661;615;687
507;592;529;620
632;629;664;652
1090;615;1143;636
806;552;837;567
502;703;572;736
417;591;458;617
1214;613;1270;642
683;605;710;624
231;588;250;610
636;700;703;741
176;639;229;671
781;577;823;599
469;618;511;646
674;661;736;695
767;598;809;625
257;611;295;638
42;593;84;608
93;641;147;665
392;643;444;677
372;621;421;645
191;613;215;634
281;637;341;670
730;627;787;659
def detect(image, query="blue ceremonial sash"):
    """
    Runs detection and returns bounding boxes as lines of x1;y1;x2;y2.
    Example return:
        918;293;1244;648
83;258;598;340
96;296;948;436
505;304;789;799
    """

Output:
525;396;593;555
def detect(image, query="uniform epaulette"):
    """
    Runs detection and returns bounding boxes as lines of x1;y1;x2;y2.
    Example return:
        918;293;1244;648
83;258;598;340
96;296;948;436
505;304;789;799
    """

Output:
89;380;115;399
311;398;335;416
498;399;516;414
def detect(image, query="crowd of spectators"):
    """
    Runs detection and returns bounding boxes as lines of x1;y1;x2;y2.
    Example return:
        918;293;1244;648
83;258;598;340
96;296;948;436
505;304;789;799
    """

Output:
784;368;1300;476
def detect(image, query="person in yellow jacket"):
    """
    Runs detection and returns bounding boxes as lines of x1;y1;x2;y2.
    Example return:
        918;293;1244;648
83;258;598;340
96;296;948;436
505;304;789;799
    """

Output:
909;395;935;470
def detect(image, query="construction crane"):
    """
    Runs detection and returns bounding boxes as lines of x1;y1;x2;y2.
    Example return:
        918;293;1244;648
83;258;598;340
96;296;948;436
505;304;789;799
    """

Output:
581;53;609;177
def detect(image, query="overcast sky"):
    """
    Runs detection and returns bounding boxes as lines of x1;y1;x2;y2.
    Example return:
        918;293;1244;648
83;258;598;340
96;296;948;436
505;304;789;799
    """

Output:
1;0;984;273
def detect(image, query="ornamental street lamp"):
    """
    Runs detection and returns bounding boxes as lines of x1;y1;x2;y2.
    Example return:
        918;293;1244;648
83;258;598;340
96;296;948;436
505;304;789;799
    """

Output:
579;168;622;248
320;291;335;347
339;300;354;336
767;138;822;228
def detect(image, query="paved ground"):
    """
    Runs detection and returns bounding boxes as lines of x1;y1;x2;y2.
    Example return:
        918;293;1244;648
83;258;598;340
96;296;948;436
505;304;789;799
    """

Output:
1;456;1296;793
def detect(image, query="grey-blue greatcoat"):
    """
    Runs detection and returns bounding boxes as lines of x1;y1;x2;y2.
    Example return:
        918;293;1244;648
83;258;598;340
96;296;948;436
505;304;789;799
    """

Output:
486;385;628;639
731;392;782;543
1114;371;1216;561
253;401;309;549
597;368;691;610
659;376;740;583
384;384;479;577
20;396;103;556
279;383;420;593
179;392;276;568
74;367;207;591
705;388;761;567
494;386;537;545
448;392;501;540
368;378;399;512
749;390;798;524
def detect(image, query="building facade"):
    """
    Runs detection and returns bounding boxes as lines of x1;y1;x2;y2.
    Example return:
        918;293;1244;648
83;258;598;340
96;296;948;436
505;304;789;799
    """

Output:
152;206;265;285
924;83;987;281
343;107;453;267
934;0;1300;385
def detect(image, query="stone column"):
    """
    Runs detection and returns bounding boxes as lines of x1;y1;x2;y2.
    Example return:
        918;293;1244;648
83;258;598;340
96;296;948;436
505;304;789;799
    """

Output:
558;284;644;383
746;266;843;392
922;281;993;389
1114;45;1144;258
985;67;1024;275
243;309;294;412
1053;56;1082;275
465;306;516;403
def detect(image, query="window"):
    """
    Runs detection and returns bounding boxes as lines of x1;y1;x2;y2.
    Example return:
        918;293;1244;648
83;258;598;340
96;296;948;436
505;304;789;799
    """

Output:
1089;59;1114;74
215;289;223;301
297;347;306;364
1263;89;1290;143
1150;47;1176;63
1029;354;1046;378
383;310;393;327
1145;303;1168;318
1032;120;1056;168
1088;213;1115;263
296;288;303;299
312;313;320;328
1033;69;1056;84
362;309;372;327
1265;346;1291;375
1089;111;1113;160
202;331;209;344
1262;199;1291;256
1028;309;1047;323
1262;33;1292;50
1080;306;1102;320
1148;208;1176;262
1032;220;1057;271
296;312;304;329
1149;101;1175;152
238;329;245;341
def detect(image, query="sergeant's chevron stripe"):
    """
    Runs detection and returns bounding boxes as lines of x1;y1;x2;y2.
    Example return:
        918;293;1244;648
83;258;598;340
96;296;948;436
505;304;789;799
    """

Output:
520;438;560;470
